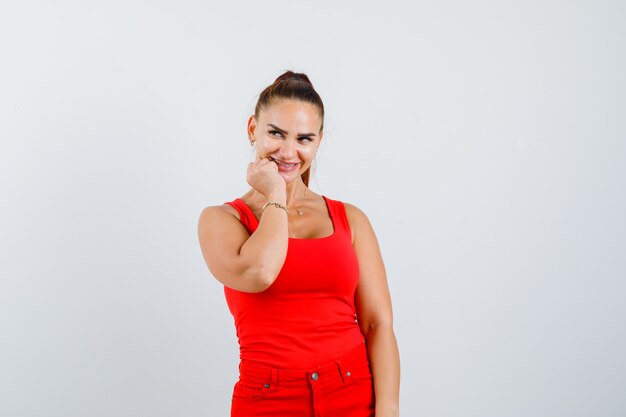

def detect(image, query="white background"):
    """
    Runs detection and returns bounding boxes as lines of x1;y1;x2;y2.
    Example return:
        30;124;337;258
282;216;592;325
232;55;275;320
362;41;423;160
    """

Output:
1;1;625;416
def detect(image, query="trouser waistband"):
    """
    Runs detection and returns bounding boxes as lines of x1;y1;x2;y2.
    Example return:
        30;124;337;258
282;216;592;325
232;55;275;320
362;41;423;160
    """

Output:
237;341;369;388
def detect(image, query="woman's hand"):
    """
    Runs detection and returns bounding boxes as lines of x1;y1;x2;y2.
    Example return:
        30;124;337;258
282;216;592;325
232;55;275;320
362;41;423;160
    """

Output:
246;155;286;199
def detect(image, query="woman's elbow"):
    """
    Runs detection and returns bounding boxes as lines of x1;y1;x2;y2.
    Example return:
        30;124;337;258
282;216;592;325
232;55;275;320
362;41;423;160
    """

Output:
360;317;395;339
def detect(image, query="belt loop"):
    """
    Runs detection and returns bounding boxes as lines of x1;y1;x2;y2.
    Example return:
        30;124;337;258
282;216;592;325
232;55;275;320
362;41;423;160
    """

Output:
336;360;346;384
262;368;278;393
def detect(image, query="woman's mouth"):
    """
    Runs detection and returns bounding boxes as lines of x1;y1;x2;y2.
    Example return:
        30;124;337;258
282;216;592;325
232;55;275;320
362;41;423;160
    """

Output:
269;157;300;172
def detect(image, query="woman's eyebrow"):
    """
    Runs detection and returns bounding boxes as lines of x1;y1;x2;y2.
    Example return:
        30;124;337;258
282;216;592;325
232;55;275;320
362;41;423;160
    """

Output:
267;123;317;137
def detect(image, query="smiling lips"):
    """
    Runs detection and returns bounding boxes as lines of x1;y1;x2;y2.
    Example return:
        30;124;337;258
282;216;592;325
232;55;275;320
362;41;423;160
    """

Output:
269;157;300;171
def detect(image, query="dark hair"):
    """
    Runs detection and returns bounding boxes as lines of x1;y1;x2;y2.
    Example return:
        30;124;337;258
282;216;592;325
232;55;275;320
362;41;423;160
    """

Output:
254;70;324;187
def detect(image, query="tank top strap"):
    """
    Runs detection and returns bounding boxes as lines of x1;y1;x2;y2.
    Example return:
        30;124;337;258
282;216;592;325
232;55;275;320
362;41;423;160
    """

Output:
224;199;259;235
323;196;351;239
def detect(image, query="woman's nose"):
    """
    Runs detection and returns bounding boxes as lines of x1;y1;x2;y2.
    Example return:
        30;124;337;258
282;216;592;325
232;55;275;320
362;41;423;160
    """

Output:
279;139;297;157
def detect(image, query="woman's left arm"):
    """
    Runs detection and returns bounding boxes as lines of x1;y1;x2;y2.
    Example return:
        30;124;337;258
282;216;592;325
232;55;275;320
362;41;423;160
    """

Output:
346;203;400;417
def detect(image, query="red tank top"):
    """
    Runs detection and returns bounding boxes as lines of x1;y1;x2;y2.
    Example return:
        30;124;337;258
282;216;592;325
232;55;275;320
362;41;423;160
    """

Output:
223;195;365;369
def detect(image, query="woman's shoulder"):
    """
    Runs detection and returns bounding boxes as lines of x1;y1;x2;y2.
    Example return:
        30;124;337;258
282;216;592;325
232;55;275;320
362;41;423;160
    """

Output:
332;198;368;221
339;200;382;252
198;201;241;225
328;198;371;245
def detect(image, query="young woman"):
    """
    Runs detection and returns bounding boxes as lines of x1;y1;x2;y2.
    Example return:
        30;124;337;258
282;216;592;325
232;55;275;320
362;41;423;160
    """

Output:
197;70;400;417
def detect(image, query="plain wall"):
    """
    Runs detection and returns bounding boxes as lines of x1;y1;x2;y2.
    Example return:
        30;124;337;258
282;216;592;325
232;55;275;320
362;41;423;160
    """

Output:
1;0;624;416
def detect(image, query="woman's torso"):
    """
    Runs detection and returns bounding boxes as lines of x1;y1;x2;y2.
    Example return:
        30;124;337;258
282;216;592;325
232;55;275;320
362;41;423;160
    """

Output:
222;194;365;369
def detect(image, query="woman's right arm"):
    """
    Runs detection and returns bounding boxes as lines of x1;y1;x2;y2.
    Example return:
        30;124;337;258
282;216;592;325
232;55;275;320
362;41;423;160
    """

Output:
197;191;287;293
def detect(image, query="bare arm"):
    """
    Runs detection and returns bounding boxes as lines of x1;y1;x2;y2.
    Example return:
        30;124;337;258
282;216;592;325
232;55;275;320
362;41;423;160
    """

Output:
197;190;288;293
346;203;401;417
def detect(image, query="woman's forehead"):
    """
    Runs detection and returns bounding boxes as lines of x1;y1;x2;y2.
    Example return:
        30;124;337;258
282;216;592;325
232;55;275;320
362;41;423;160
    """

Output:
259;100;321;128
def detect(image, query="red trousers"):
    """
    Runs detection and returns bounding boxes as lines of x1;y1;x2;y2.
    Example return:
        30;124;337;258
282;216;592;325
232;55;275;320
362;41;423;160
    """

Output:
230;342;375;417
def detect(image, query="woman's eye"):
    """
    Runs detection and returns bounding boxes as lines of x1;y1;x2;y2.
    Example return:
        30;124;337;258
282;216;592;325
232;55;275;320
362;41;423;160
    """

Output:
268;130;311;142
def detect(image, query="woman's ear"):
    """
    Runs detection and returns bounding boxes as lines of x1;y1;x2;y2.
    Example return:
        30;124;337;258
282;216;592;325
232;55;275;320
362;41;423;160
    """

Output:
247;115;257;142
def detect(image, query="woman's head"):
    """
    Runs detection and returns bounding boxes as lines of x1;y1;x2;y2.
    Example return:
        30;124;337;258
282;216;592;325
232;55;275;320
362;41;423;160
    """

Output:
248;70;325;187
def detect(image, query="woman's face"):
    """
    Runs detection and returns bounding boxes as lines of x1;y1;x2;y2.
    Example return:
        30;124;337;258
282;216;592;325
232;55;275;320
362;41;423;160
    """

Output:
248;99;323;184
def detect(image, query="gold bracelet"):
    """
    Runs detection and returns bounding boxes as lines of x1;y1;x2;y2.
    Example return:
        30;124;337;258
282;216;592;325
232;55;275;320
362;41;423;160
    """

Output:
262;201;289;215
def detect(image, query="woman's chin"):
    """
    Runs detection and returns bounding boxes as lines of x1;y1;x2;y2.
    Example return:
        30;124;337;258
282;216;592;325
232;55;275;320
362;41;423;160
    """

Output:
280;172;296;182
279;170;301;183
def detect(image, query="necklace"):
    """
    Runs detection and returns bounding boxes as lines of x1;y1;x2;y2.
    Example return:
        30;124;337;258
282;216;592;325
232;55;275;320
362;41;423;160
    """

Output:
290;186;307;216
